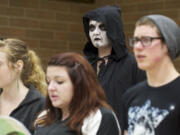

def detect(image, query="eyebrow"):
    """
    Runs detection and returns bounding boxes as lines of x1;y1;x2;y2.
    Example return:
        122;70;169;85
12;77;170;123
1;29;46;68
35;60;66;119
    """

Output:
46;75;65;79
54;75;65;79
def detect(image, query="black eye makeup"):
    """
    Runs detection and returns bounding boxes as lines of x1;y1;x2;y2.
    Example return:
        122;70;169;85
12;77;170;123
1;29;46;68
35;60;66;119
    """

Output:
99;24;106;31
89;23;106;32
89;24;95;31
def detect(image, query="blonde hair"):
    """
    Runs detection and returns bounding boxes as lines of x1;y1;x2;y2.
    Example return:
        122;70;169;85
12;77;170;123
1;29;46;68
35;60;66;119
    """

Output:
0;38;47;96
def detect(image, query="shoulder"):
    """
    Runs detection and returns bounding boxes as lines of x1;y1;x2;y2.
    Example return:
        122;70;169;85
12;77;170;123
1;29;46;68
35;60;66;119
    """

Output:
122;81;147;104
81;107;121;135
121;81;149;111
129;80;146;90
34;120;76;135
34;111;77;135
21;85;45;111
100;107;117;121
81;108;102;135
98;107;121;134
28;85;45;102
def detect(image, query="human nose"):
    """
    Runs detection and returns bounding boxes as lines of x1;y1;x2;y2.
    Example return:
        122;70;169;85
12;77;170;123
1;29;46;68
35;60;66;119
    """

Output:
48;81;56;91
93;27;101;35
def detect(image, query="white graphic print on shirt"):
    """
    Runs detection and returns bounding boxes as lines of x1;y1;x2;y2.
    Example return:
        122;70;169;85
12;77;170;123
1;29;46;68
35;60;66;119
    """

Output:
127;100;175;135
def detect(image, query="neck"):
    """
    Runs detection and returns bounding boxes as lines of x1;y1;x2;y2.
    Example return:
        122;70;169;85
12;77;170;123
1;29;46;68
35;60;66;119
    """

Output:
98;45;112;58
0;79;29;115
62;107;70;121
146;57;179;87
1;79;28;101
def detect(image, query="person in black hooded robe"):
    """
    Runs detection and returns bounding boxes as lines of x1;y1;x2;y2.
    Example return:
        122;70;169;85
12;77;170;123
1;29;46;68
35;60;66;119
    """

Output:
82;5;146;124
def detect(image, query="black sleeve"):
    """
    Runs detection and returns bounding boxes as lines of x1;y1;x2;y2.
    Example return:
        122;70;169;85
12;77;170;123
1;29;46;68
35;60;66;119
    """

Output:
97;109;121;135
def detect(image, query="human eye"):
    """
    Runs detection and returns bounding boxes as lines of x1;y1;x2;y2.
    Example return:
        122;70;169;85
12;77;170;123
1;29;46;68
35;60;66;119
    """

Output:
141;37;151;46
141;37;151;43
99;24;106;31
57;81;63;85
133;37;140;44
89;24;95;31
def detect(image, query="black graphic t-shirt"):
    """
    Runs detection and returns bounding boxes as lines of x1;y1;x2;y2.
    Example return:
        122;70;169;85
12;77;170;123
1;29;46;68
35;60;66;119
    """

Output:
120;76;180;135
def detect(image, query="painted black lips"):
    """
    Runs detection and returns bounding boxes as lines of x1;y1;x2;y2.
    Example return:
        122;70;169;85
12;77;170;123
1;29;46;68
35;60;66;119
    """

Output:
94;38;100;40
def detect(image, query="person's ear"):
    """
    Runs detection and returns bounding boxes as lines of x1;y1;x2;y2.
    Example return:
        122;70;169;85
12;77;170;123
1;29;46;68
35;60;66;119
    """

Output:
163;43;168;54
15;60;24;72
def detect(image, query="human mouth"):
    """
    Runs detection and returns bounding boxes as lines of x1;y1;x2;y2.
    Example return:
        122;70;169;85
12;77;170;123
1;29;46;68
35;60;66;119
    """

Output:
136;54;146;61
94;37;101;41
50;94;59;101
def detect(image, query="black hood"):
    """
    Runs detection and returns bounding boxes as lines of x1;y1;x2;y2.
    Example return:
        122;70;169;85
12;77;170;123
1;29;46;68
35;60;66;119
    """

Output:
83;5;128;61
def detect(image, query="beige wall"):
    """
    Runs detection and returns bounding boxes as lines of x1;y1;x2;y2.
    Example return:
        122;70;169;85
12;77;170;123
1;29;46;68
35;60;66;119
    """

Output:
0;0;180;69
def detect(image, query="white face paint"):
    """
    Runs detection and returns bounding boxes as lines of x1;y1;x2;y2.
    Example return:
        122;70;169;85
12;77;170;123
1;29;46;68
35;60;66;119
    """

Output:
89;20;110;48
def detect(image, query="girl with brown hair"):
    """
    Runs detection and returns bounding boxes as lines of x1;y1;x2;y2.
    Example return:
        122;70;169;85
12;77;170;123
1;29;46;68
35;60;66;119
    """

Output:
34;52;120;135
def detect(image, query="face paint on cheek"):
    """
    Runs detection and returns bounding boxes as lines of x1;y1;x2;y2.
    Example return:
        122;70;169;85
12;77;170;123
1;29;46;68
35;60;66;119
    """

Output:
89;20;110;48
92;32;110;48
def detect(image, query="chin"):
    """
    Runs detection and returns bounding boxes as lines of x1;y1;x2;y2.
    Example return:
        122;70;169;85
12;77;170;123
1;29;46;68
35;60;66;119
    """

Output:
52;102;61;108
93;43;109;48
137;63;147;71
92;42;100;48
